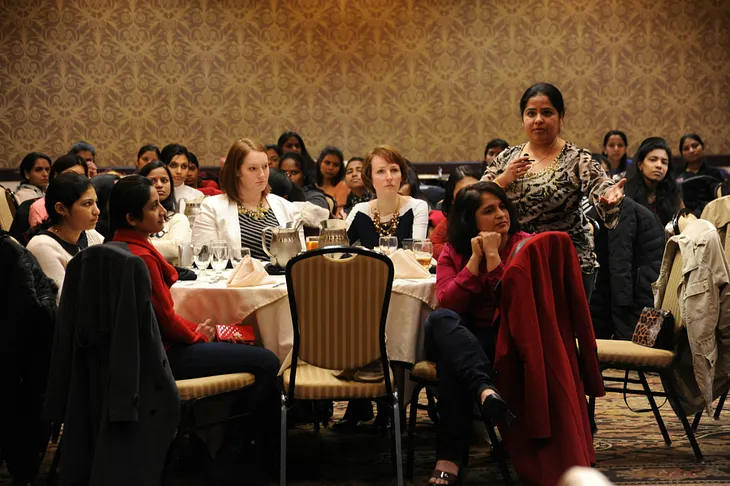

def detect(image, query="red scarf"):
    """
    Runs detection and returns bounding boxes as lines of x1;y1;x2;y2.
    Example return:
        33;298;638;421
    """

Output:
113;228;179;288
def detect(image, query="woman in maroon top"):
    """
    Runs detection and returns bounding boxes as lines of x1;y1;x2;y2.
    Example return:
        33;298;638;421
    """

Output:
426;181;530;485
108;176;279;477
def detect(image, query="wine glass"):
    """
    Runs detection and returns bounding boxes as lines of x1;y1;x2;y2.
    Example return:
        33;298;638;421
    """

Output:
378;236;398;256
230;247;251;267
210;240;229;280
192;243;211;277
413;239;433;270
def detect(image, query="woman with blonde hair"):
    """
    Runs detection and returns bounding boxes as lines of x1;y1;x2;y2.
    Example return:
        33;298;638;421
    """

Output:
192;138;302;261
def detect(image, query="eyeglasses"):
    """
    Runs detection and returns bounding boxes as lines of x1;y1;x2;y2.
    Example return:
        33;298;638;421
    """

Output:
283;170;301;178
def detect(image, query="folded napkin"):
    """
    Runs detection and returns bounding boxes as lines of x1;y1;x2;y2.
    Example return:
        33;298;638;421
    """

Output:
227;256;277;287
390;248;431;279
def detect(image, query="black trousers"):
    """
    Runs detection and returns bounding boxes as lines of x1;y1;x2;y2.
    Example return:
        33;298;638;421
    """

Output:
424;309;496;463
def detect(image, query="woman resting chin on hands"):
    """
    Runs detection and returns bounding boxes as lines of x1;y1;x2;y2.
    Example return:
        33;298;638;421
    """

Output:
425;181;531;485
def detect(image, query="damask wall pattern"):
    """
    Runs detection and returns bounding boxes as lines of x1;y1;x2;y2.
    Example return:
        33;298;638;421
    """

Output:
0;0;728;168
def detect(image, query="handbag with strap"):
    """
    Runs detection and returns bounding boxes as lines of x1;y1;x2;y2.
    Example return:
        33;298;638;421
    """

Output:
631;307;674;350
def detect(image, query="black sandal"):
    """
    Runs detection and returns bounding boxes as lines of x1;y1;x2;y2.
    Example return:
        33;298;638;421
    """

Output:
429;469;462;485
481;392;516;426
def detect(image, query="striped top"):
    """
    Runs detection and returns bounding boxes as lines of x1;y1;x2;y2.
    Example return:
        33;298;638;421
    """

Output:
238;208;280;261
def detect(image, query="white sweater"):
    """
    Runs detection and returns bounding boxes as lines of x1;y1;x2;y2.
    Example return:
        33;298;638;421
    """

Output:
27;229;104;302
150;212;192;264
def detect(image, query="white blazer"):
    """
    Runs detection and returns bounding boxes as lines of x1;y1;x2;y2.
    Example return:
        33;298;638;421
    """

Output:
192;193;304;251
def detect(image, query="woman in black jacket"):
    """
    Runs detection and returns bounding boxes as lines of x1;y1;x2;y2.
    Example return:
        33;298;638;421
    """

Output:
588;197;665;339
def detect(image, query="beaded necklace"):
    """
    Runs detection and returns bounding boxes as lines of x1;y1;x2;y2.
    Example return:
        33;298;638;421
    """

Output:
237;198;268;220
372;199;400;236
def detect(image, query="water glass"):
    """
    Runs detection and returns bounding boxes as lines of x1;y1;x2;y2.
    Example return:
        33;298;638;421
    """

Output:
378;236;398;256
192;243;211;275
413;239;433;270
402;238;414;252
230;247;251;267
210;240;229;279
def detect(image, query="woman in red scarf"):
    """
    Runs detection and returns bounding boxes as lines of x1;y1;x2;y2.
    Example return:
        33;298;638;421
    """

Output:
426;181;530;485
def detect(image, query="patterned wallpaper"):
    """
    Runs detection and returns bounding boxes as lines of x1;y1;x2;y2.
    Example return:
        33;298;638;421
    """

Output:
0;0;728;169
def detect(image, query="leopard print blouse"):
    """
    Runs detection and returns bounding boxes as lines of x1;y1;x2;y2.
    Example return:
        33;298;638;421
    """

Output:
482;142;622;273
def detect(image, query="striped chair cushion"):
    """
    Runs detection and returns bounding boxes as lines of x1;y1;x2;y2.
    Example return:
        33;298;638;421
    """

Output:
596;340;676;368
282;363;394;400
176;372;256;401
411;361;438;382
661;250;684;330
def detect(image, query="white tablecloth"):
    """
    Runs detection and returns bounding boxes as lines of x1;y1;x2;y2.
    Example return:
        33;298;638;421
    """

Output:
171;272;438;364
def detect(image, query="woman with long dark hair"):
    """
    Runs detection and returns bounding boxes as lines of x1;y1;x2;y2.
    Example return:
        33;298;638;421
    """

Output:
279;151;329;211
601;130;630;180
277;131;316;178
139;161;191;263
26;173;103;300
15;152;51;204
135;144;161;171
625;137;683;226
425;181;528;484
315;146;349;215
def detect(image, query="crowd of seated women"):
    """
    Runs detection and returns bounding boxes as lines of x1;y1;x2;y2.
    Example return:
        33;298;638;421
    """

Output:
7;80;728;485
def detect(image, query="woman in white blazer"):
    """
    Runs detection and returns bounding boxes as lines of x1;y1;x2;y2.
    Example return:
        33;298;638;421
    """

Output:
192;138;304;261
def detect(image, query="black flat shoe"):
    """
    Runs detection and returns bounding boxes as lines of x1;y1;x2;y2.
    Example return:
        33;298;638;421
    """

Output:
332;417;361;431
481;392;516;426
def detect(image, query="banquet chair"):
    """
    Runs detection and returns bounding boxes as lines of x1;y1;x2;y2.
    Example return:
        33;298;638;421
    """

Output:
590;246;704;461
280;246;403;486
406;361;513;484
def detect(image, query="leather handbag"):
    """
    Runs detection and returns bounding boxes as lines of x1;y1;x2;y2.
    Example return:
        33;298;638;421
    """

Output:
216;324;255;345
631;307;674;350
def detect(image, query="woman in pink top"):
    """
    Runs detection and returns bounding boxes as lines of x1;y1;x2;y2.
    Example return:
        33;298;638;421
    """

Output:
426;181;530;485
29;155;89;227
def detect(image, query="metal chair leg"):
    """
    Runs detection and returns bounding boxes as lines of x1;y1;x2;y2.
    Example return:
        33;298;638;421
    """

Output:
588;395;597;435
392;391;404;486
691;410;703;431
637;371;672;446
280;393;287;486
661;371;703;462
47;436;62;486
406;383;424;479
714;390;727;420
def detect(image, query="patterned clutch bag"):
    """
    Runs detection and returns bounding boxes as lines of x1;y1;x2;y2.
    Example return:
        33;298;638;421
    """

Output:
631;307;674;350
216;324;255;345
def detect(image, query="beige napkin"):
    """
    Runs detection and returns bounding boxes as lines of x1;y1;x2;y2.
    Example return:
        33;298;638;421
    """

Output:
226;256;276;287
390;248;431;279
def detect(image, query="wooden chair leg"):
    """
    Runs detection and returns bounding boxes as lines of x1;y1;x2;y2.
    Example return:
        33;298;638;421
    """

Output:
638;371;672;446
406;383;425;479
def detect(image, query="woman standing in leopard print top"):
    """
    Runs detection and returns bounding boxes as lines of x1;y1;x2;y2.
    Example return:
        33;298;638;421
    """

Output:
482;83;625;299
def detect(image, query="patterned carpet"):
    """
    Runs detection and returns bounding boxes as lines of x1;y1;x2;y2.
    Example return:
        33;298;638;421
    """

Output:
3;373;730;485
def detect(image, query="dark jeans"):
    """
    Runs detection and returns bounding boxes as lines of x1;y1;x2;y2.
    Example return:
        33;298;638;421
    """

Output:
583;271;597;303
166;342;280;423
424;309;496;463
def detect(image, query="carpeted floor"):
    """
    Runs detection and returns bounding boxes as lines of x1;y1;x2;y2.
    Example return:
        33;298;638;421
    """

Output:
3;373;730;485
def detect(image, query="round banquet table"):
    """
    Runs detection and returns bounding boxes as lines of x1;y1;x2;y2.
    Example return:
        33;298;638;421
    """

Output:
171;272;438;365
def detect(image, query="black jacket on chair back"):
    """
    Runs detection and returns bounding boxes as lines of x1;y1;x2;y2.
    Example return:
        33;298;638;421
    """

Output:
588;197;665;340
43;242;180;486
0;231;57;485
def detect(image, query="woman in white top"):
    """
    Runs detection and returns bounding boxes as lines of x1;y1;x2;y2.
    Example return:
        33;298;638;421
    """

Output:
345;145;429;248
160;143;204;210
139;161;192;263
26;173;104;301
192;138;302;261
14;152;51;204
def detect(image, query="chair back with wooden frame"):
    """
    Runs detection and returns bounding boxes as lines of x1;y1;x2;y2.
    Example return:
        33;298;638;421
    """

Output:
280;246;403;486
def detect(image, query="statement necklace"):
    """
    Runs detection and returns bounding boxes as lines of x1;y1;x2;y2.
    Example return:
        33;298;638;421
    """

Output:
237;198;268;220
372;200;400;236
